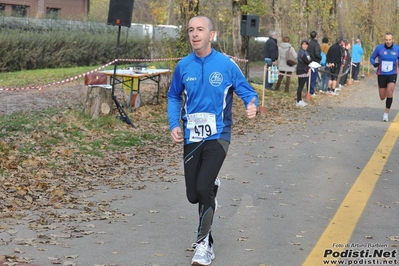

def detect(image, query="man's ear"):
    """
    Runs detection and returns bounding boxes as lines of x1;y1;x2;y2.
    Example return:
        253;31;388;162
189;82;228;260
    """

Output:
210;31;216;42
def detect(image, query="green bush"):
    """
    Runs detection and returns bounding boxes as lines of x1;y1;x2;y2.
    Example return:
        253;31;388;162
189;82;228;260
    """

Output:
0;26;262;72
0;29;153;72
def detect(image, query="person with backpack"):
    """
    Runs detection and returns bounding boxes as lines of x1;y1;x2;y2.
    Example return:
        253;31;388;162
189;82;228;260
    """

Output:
319;37;330;93
370;32;399;122
275;36;297;92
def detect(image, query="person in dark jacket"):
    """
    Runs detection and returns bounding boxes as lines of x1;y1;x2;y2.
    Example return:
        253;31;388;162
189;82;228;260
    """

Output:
338;40;352;87
307;31;322;96
326;37;344;95
296;39;312;107
264;30;278;89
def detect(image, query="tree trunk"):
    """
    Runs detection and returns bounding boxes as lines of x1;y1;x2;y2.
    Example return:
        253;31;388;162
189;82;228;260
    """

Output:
232;1;242;58
84;86;113;118
272;0;281;40
167;0;175;24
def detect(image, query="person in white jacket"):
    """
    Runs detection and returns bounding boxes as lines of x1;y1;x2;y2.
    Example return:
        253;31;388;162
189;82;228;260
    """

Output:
276;36;297;92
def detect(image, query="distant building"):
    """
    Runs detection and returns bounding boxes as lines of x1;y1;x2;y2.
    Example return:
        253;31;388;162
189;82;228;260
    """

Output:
0;0;89;19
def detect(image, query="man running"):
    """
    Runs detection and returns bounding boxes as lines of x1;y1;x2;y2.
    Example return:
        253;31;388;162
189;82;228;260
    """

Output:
167;15;258;265
370;32;399;122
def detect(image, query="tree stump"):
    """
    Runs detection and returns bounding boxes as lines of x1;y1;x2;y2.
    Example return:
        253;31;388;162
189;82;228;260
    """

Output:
84;86;113;118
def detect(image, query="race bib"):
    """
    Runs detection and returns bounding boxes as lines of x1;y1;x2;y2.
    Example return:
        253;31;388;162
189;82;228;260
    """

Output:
381;61;393;72
186;112;217;142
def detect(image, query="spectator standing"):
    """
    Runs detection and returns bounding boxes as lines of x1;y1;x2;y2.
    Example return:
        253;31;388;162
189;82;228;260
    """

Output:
320;37;330;55
326;37;343;95
369;32;399;122
296;39;312;107
335;40;347;90
339;40;352;87
308;31;322;96
320;37;330;93
352;38;364;82
275;36;297;92
167;15;258;265
264;30;279;90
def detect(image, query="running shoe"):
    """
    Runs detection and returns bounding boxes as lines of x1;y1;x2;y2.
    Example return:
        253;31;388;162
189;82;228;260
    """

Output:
191;240;215;265
383;112;389;122
296;100;308;107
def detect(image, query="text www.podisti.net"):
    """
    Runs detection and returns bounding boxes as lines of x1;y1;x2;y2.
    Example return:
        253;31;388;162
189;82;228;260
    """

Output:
322;248;397;265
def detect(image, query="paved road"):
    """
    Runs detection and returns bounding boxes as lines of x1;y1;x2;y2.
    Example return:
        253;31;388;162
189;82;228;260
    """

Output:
1;75;399;266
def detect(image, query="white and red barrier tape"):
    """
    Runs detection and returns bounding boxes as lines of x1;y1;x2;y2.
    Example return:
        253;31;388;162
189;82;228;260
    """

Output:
0;60;115;92
266;66;312;78
0;57;185;92
0;56;304;92
119;58;182;62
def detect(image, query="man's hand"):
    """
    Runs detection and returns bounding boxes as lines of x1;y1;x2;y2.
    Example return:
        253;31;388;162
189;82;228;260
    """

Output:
246;97;257;119
170;127;183;143
373;62;380;68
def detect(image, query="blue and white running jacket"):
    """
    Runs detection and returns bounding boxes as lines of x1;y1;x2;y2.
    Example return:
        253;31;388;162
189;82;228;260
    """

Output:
167;49;258;145
370;44;399;75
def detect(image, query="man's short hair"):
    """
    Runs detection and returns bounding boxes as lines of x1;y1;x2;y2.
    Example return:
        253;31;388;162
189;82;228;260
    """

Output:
269;30;276;37
385;32;394;38
310;31;317;39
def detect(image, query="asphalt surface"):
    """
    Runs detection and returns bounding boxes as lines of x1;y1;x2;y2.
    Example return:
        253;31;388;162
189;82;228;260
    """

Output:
1;75;399;266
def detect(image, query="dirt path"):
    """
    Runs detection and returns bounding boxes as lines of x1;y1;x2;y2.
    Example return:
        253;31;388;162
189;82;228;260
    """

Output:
0;82;87;116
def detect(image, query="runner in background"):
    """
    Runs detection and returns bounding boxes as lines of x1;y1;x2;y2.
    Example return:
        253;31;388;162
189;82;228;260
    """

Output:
370;32;399;122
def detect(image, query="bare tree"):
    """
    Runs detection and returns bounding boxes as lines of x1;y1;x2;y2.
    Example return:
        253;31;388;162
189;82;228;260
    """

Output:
232;0;245;59
271;0;281;40
88;0;399;60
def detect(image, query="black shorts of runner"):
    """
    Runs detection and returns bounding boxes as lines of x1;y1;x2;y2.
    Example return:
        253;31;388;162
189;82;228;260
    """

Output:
329;65;340;81
378;74;397;88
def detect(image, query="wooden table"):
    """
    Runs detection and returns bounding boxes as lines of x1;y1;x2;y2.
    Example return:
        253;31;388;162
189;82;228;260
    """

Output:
101;68;171;110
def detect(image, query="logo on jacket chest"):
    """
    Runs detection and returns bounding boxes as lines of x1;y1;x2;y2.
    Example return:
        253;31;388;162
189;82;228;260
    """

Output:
186;77;197;82
209;72;223;87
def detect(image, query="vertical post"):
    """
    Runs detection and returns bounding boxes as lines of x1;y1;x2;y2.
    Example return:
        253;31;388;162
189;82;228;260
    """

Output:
111;26;122;97
350;36;354;79
245;36;250;79
111;25;135;128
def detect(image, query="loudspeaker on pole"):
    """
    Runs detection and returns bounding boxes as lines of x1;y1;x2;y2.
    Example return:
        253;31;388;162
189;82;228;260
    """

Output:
240;14;259;37
107;0;135;28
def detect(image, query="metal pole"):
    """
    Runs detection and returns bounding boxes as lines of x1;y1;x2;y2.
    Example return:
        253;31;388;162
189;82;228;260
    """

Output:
111;25;135;128
245;36;249;79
